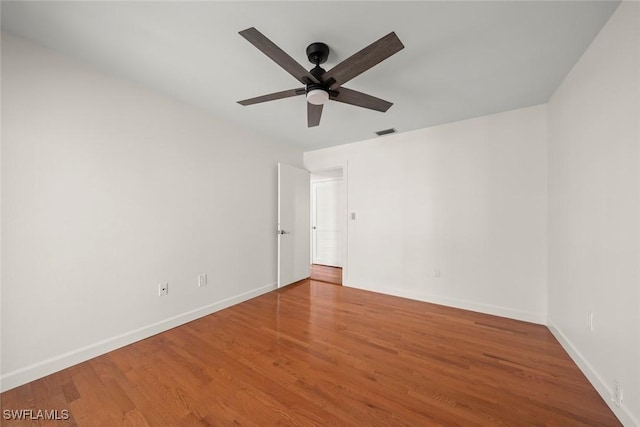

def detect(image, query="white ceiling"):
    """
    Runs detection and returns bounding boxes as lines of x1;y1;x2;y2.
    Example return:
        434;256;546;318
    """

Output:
1;1;619;150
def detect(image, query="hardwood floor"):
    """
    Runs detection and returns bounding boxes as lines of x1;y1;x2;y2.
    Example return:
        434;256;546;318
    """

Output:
310;264;342;285
1;281;620;426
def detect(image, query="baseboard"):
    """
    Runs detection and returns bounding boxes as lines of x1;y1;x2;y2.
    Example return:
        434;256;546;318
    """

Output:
0;282;277;393
548;320;638;427
343;282;547;325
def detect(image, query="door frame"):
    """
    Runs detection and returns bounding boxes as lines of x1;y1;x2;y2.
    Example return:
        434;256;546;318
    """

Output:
308;161;349;284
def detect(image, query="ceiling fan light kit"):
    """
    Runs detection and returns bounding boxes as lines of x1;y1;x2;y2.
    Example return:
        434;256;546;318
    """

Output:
306;88;329;105
237;27;404;127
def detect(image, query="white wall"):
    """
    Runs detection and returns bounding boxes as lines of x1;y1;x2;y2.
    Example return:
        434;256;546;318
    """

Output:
305;105;548;323
0;33;302;391
547;2;639;425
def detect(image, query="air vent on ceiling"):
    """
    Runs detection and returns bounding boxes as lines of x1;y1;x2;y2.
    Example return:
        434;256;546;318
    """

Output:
375;128;397;136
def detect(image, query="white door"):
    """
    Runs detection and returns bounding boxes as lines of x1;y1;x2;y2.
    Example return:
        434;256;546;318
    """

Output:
278;163;310;287
312;179;341;267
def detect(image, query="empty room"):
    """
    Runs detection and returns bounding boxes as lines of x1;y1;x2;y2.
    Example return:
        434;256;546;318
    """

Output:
1;1;638;426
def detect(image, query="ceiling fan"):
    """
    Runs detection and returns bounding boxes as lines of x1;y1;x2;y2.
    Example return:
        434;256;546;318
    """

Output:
237;27;404;127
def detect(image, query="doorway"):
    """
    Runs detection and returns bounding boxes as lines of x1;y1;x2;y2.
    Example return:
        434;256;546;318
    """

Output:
310;169;343;285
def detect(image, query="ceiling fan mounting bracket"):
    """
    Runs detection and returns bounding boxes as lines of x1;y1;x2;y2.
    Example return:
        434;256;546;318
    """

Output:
306;42;329;65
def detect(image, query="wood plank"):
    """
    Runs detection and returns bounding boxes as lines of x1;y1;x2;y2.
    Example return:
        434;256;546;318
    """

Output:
0;281;621;426
310;264;342;285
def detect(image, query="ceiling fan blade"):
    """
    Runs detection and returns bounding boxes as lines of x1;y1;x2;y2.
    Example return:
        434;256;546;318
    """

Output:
330;87;393;112
323;32;404;90
238;88;305;106
307;103;323;127
239;27;319;85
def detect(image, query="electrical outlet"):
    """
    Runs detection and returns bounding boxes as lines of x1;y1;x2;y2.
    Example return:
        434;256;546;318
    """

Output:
433;268;441;278
613;380;623;407
587;312;594;332
198;273;207;287
158;283;168;296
